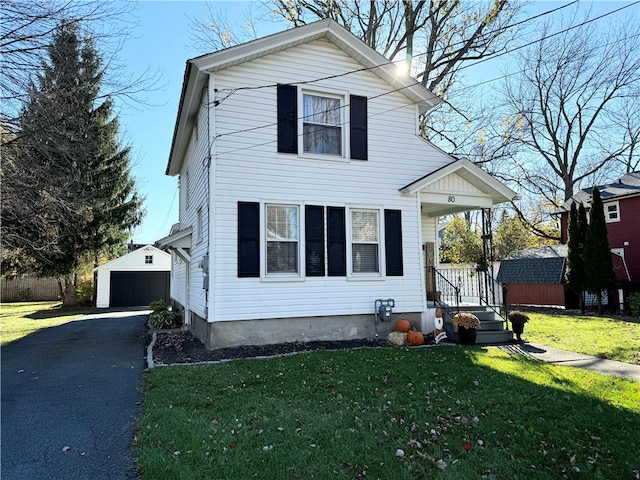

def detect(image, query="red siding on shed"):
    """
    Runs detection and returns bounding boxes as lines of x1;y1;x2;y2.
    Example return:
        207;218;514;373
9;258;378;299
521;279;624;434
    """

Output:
505;283;565;307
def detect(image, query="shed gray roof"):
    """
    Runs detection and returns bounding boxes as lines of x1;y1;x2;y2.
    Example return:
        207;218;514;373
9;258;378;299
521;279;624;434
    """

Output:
497;245;567;284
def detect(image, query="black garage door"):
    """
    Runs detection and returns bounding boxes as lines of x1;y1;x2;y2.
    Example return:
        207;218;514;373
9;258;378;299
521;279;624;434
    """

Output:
109;271;170;308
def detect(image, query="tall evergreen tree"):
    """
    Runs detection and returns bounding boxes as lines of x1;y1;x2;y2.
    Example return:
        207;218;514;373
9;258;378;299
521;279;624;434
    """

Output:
566;202;586;312
3;23;143;305
583;186;617;314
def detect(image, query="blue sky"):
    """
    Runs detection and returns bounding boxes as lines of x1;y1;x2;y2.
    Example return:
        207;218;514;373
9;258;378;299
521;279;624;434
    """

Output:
118;0;638;245
118;1;288;245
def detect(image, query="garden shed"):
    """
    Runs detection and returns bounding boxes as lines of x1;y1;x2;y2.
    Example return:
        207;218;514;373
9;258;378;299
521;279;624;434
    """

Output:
497;245;567;307
94;245;171;308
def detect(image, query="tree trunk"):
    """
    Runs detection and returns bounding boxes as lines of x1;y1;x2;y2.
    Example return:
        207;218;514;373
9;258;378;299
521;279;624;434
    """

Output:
60;275;76;307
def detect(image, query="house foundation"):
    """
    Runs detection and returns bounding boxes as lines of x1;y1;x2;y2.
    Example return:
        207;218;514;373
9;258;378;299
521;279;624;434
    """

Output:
187;310;422;350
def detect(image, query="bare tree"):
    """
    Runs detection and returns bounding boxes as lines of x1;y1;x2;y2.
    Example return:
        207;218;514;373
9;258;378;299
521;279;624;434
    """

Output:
499;11;640;206
265;1;519;100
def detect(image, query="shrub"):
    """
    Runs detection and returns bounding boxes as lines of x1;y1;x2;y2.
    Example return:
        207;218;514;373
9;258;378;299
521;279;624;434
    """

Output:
149;310;182;329
75;280;94;306
629;292;640;316
149;299;168;314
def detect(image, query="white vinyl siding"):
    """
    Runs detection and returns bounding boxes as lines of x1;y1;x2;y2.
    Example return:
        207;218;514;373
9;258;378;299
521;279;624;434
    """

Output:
172;100;210;318
177;38;456;322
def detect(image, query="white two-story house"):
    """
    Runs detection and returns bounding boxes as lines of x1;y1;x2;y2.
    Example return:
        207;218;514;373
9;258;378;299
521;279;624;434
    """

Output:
158;19;516;349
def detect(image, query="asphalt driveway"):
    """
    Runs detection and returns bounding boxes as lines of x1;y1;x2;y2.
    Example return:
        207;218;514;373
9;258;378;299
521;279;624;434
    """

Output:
1;310;148;480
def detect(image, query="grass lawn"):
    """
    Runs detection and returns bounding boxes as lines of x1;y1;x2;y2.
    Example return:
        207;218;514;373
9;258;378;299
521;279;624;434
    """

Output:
0;301;95;346
137;346;640;480
522;312;640;365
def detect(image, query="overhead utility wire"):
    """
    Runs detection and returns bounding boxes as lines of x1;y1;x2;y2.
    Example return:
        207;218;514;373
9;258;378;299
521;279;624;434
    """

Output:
211;0;580;101
458;0;640;71
209;2;638;149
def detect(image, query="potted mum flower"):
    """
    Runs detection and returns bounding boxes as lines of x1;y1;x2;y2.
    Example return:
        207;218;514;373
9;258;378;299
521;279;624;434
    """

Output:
508;310;530;342
452;312;481;345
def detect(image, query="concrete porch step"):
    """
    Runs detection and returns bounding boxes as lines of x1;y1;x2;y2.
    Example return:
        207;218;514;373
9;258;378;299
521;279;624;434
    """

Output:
475;329;514;345
439;305;514;345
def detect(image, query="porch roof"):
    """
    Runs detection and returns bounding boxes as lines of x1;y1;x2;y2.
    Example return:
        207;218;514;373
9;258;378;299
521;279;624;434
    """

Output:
400;158;517;217
156;226;192;250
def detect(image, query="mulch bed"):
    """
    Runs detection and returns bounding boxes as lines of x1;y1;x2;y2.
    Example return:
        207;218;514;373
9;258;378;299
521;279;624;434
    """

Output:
151;330;437;365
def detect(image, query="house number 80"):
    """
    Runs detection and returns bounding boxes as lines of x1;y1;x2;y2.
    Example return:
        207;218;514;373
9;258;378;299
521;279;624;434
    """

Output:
448;196;456;203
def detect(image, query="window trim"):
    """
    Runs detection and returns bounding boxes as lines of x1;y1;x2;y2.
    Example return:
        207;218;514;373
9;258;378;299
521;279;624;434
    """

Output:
298;88;348;162
604;200;620;223
261;201;305;281
346;206;385;280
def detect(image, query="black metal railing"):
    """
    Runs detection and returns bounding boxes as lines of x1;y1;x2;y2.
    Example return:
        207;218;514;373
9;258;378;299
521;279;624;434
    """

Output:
431;266;511;330
429;266;460;320
476;268;509;329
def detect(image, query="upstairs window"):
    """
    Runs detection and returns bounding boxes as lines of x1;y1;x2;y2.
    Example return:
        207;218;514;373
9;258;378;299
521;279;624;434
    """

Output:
145;255;153;264
303;93;342;156
266;204;299;274
277;84;368;160
605;201;620;223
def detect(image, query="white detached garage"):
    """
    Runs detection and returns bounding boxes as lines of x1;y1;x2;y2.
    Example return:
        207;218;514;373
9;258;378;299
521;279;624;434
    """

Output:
95;245;171;308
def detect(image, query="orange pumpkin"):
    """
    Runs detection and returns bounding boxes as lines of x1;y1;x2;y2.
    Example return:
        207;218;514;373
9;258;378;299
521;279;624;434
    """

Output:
407;331;424;346
395;319;411;333
435;308;443;318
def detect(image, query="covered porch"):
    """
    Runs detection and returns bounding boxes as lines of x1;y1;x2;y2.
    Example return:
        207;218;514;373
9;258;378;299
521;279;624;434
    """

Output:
401;158;518;343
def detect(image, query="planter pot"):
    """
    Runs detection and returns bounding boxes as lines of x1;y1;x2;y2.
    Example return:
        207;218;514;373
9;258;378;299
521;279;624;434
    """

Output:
457;326;477;345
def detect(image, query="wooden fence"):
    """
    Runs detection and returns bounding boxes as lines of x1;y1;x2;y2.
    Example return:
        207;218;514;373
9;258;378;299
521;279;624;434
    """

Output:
1;277;61;302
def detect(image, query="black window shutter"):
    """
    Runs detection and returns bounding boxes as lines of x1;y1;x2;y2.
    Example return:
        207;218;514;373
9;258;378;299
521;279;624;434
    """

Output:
305;205;325;276
384;209;403;276
277;84;298;154
327;207;346;276
238;202;260;277
350;95;368;160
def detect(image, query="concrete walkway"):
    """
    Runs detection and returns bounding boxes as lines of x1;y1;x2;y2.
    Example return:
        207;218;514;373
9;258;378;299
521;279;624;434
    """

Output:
497;342;640;382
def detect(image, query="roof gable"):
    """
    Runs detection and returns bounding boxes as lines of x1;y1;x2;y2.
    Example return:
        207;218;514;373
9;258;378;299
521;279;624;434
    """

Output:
167;19;443;176
400;158;517;204
94;245;170;272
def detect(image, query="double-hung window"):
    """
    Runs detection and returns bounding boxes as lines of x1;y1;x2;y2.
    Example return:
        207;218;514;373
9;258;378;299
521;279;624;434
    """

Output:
277;85;367;160
266;204;299;274
350;209;380;274
605;201;620;222
302;92;343;156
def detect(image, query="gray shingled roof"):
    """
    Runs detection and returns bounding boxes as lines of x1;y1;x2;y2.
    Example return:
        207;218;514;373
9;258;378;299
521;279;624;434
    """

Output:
555;171;640;213
497;245;567;284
